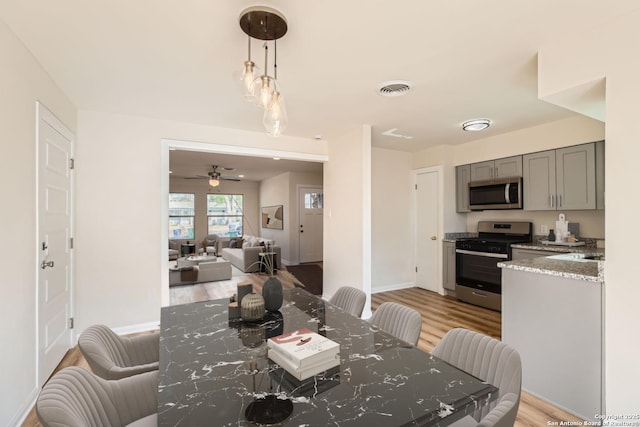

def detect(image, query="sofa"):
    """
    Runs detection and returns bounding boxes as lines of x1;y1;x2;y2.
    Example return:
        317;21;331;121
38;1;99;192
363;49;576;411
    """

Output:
220;235;282;273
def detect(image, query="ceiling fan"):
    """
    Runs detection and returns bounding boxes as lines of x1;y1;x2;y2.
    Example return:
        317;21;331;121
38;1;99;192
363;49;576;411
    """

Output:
184;165;241;187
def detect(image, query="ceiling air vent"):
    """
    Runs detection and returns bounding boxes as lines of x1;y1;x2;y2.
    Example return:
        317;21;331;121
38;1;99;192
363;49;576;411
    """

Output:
378;80;413;97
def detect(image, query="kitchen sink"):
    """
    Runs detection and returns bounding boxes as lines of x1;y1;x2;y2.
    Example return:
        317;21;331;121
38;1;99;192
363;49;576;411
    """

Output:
547;253;605;262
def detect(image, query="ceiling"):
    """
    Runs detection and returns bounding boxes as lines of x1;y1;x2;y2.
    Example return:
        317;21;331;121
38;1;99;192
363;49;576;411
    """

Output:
170;150;322;181
1;1;634;152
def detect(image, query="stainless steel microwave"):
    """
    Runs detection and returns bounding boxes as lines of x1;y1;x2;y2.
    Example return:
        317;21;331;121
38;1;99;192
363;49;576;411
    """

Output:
468;177;522;210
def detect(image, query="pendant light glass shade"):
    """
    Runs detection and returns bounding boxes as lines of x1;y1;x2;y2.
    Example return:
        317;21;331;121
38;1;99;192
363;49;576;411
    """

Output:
263;91;287;136
241;60;256;99
252;75;276;109
209;178;220;187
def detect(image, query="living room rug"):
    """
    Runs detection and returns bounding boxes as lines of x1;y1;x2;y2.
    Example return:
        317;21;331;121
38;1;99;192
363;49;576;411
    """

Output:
285;264;323;295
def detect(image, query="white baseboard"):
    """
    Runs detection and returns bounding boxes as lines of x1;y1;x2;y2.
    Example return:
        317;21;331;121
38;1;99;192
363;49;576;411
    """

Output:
11;386;39;427
371;282;415;294
112;321;160;336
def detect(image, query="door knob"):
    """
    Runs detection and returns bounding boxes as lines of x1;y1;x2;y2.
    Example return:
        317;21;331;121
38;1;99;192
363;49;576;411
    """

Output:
41;260;54;269
431;236;437;240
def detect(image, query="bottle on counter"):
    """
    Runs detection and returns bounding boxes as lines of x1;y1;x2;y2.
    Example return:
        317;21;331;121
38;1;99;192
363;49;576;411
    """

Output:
548;229;556;242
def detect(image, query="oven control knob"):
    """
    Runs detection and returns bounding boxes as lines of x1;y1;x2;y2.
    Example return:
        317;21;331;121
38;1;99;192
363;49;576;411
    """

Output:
462;243;471;250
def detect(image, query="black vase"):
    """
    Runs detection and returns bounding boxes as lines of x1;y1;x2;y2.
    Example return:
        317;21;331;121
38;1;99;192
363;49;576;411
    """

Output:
262;277;283;312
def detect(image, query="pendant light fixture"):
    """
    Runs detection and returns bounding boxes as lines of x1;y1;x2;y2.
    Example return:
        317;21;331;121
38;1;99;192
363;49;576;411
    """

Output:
239;6;288;136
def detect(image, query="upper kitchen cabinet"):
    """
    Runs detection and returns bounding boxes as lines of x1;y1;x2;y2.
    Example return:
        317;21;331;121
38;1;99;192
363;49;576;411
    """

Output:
456;165;471;213
469;156;522;181
523;142;601;211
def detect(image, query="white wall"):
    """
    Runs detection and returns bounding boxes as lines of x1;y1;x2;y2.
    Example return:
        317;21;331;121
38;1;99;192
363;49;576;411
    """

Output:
324;126;372;316
0;19;77;425
75;110;327;336
169;176;260;243
538;10;640;413
259;172;290;261
371;148;415;292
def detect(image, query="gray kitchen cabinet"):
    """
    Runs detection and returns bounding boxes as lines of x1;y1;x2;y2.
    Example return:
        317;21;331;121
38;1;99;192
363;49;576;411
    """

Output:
556;144;596;210
442;241;456;292
523;143;596;211
456;165;471;213
469;156;522;181
511;248;558;261
502;268;603;421
595;140;605;210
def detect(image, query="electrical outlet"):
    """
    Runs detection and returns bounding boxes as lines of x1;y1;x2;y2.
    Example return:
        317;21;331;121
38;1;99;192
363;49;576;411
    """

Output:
541;224;549;234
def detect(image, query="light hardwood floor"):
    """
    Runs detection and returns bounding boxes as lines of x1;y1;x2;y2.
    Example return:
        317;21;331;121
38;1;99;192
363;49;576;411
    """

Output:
23;276;582;426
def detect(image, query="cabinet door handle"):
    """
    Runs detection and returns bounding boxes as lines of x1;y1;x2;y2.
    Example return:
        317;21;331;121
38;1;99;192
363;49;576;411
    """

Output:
558;195;562;207
550;195;554;207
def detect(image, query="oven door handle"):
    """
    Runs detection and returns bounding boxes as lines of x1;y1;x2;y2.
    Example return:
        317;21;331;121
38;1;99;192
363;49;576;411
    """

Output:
455;249;509;259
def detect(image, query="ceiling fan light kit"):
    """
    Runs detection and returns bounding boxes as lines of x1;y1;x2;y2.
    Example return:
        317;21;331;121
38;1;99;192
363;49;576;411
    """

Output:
239;6;288;137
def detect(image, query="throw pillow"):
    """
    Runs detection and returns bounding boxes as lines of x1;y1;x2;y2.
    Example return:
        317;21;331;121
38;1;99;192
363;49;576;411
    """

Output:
236;238;244;248
229;239;237;248
242;241;251;249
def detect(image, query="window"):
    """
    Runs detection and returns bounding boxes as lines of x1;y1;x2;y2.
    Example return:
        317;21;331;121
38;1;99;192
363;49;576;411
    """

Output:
207;194;244;237
304;192;323;209
169;193;195;239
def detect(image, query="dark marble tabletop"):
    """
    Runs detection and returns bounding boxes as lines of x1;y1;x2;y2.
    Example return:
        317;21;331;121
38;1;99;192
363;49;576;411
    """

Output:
158;288;497;426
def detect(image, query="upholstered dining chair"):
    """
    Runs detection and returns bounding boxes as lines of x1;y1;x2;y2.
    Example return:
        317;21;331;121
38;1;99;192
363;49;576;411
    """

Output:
431;328;522;427
369;302;422;346
78;324;159;380
36;366;158;427
328;286;367;317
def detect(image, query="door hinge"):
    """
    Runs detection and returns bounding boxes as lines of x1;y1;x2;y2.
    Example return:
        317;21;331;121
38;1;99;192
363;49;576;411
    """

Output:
415;184;418;190
69;317;74;329
70;237;74;249
415;266;418;272
69;158;75;170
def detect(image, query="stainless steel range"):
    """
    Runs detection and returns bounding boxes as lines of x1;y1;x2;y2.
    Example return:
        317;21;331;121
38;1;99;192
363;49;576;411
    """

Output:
455;221;532;311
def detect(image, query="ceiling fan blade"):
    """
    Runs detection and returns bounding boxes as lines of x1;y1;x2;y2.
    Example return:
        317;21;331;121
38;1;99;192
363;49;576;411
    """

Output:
220;176;241;182
184;175;209;179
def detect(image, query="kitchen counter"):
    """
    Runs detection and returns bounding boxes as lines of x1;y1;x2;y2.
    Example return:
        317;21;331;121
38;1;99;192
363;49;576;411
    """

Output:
510;242;603;254
499;252;604;283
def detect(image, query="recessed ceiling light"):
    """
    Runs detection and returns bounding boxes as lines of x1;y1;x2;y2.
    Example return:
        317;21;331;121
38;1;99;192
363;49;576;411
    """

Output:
273;157;280;160
169;170;173;174
462;119;491;131
169;147;177;151
313;135;323;140
238;174;245;178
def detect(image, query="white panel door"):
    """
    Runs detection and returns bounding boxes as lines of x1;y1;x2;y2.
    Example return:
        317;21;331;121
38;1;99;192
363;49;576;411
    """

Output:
415;170;440;293
298;187;323;263
37;104;74;385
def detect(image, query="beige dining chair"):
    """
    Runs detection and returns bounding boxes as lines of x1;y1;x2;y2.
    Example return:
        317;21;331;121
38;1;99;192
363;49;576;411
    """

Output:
78;324;159;380
431;328;522;427
36;366;158;427
328;286;367;317
369;302;422;346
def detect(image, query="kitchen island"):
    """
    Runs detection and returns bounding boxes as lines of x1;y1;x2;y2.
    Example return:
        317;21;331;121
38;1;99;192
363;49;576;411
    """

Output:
498;252;604;422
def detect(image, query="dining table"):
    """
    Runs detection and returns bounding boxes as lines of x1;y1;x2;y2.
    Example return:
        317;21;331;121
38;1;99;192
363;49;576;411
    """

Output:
158;288;498;426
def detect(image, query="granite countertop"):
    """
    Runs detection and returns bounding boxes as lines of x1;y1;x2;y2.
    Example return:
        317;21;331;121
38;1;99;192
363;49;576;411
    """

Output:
510;242;604;254
499;253;604;283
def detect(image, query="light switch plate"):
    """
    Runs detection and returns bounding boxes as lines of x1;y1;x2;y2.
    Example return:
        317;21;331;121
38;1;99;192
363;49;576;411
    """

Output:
541;224;549;234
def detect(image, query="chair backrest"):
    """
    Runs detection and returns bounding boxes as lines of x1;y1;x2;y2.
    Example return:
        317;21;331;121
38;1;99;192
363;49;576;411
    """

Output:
329;286;366;317
78;325;160;380
79;324;131;379
36;366;158;427
369;302;422;346
432;328;522;426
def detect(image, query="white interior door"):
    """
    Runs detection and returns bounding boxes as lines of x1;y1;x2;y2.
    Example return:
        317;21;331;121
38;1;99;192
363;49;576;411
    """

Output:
37;103;74;385
298;186;323;263
415;170;440;292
